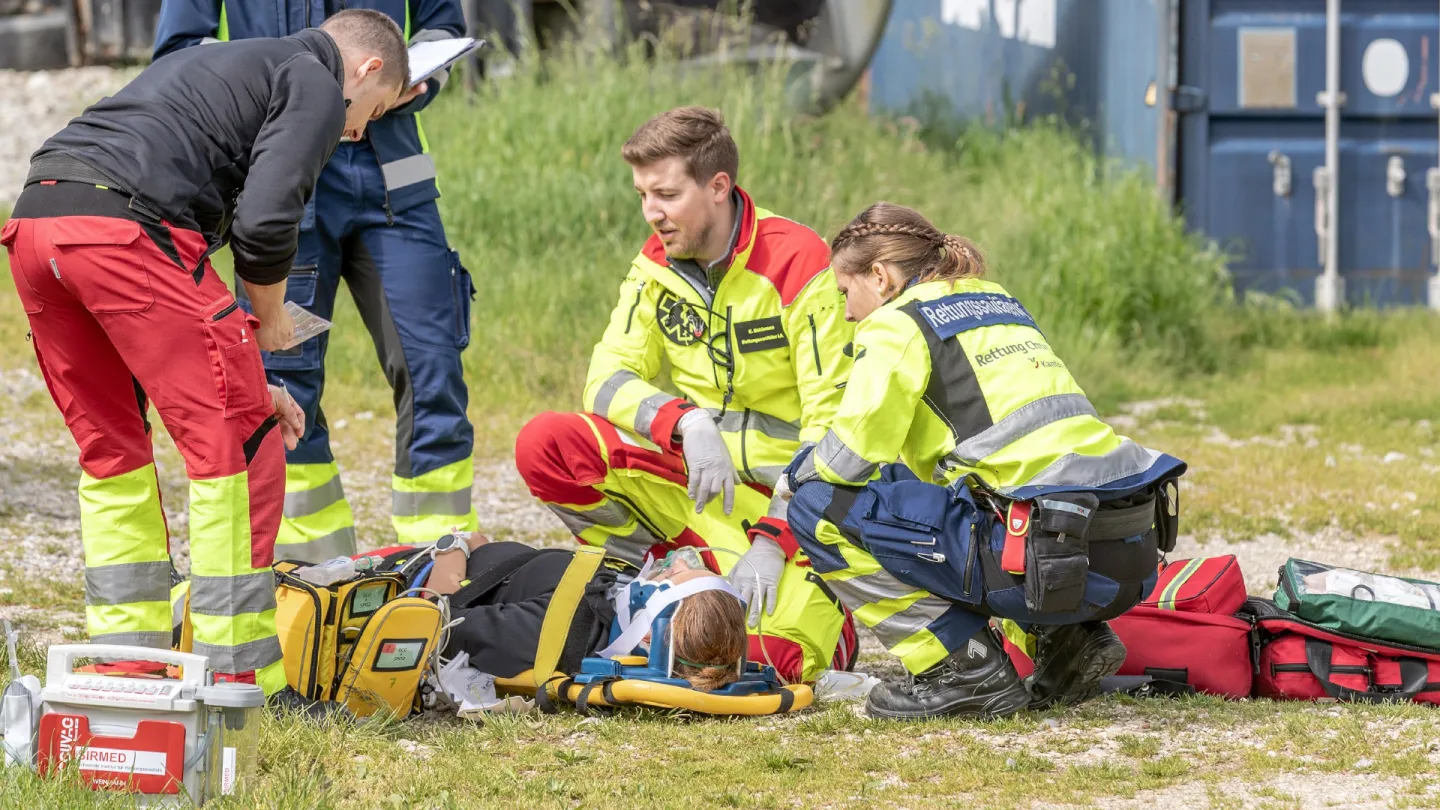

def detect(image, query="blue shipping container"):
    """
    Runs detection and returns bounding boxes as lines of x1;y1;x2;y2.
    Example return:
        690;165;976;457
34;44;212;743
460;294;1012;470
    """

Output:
866;0;1440;309
864;1;1167;179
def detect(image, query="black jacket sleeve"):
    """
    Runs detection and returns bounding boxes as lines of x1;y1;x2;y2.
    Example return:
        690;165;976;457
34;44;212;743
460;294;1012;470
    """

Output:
229;55;346;285
444;595;553;678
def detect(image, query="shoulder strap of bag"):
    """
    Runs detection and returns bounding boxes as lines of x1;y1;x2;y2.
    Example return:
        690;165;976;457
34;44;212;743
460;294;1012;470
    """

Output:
1305;638;1429;703
533;545;608;712
448;547;566;609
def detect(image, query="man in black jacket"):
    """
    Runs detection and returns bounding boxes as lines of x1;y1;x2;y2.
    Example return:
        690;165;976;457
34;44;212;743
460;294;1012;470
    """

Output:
1;9;409;715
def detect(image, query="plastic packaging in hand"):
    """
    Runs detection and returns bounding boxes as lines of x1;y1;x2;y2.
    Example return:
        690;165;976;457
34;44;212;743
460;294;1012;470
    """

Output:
1302;567;1440;611
280;301;332;350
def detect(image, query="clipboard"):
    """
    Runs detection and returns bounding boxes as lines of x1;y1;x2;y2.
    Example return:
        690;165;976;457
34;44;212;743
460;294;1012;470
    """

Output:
408;37;486;87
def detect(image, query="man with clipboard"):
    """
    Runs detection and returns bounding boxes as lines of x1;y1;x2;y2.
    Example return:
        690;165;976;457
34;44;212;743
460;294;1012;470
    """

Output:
155;0;483;560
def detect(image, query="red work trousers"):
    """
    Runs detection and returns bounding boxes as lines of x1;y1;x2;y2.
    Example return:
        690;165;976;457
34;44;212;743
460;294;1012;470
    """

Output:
3;199;286;691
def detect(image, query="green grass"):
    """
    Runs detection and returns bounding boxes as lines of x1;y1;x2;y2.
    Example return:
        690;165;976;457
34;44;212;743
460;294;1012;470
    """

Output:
0;681;1437;809
6;27;1440;810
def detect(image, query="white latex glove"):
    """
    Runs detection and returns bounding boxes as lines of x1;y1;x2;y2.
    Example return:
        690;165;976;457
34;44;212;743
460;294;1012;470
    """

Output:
774;472;794;502
729;536;785;625
676;409;738;515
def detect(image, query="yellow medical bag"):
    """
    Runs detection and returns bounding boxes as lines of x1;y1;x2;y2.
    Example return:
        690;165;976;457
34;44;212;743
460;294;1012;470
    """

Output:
271;560;445;719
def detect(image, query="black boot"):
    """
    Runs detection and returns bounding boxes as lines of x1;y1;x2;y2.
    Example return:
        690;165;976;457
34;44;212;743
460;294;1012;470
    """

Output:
266;686;354;723
1026;621;1126;710
865;627;1032;721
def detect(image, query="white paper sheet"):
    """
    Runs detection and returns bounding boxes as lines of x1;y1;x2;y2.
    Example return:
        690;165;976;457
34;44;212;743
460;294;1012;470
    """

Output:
407;38;480;87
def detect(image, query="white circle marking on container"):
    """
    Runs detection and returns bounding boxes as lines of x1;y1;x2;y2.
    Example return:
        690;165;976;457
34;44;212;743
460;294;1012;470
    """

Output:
1363;39;1409;97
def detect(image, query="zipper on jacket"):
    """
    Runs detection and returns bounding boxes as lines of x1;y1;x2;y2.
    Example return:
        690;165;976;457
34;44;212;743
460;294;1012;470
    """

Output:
739;408;754;482
962;518;977;598
371;149;395;225
718;305;736;417
808;314;823;375
624;281;646;334
212;301;239;321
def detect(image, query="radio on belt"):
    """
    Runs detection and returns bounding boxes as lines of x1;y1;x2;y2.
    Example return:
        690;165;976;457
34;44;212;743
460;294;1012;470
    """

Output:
24;644;263;806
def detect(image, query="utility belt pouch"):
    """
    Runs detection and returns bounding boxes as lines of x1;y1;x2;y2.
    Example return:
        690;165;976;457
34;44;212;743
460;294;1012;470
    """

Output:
1023;492;1100;614
1155;477;1181;553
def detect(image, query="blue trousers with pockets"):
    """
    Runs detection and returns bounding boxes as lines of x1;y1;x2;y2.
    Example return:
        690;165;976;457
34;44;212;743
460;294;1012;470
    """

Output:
787;464;1159;675
238;140;477;557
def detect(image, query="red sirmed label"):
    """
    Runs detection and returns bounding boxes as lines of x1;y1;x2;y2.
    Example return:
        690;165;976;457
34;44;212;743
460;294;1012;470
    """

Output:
38;714;187;795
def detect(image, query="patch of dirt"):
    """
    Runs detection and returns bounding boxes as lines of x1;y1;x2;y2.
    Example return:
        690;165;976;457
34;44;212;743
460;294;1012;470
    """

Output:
1079;774;1408;810
0;67;138;206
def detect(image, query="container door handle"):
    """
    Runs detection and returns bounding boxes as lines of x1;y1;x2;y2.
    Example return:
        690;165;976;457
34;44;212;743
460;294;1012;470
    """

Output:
1388;156;1407;198
1427;168;1440;266
1269;150;1292;197
1313;167;1331;261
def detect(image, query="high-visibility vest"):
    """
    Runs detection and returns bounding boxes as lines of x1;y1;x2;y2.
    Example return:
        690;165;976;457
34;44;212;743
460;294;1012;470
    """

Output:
796;277;1180;499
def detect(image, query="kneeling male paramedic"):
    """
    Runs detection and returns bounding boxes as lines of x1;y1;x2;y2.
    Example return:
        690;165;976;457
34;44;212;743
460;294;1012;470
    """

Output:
783;202;1186;720
514;106;859;684
2;10;410;713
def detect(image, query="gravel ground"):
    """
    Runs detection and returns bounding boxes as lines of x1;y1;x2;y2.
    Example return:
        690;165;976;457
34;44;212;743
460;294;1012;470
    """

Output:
0;67;137;205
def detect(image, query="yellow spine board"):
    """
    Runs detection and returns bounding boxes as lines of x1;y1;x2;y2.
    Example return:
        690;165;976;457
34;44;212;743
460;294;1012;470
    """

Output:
493;669;814;716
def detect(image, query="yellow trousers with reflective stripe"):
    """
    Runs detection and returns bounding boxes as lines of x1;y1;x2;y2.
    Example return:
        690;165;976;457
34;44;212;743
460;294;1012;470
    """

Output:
275;462;358;563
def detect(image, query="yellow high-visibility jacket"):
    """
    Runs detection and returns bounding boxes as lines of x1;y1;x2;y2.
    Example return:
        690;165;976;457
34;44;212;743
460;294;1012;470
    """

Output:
584;187;856;491
791;277;1172;498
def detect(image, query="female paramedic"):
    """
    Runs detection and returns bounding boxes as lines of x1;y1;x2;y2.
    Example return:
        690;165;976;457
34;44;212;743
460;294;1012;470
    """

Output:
780;202;1186;721
378;532;750;692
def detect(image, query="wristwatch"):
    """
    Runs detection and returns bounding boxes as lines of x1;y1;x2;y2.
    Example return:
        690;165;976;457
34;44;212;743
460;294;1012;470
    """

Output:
431;532;471;561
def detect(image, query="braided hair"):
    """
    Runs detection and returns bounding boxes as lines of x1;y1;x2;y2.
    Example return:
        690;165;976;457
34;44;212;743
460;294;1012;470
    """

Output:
829;203;985;285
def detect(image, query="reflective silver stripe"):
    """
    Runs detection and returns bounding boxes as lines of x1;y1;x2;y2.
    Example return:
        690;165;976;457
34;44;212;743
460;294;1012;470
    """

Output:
393;487;472;517
549;501;632;532
634;392;672;440
273;526;358;564
284;476;346;518
381;154;437;189
593;370;639;419
792;450;820;486
189;572;279;618
832;569;919;608
999;439;1163;496
1039;498;1093;518
192;636;283;674
715;410;801;443
952;393;1098;465
199;37;221;44
85;561;172;607
869;596;953;649
814;430;878;484
598;524;664;568
743;465;785;489
90;631;171;650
